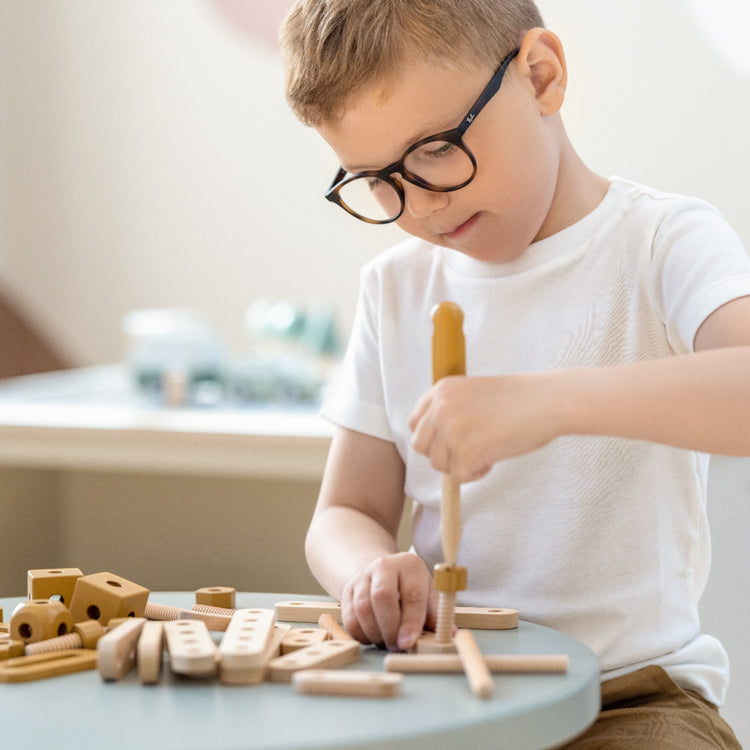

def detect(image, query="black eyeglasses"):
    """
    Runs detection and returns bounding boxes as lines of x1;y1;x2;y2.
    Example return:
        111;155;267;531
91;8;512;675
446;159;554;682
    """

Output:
324;48;520;224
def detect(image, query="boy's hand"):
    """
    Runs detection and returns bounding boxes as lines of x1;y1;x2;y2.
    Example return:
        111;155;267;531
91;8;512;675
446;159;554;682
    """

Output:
340;552;436;651
409;374;562;482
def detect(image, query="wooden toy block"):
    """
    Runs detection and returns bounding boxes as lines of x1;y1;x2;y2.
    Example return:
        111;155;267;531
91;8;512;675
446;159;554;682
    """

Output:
293;669;404;698
195;586;235;609
414;631;457;655
10;599;74;644
384;652;570;674
0;621;9;635
97;617;147;680
280;627;328;654
69;572;149;626
137;621;165;684
0;649;98;683
1;640;26;660
454;607;518;630
177;608;232;632
266;640;360;683
455;629;493;699
164;619;218;678
27;568;83;605
318;613;356;642
218;608;275;685
274;601;343;623
25;620;106;655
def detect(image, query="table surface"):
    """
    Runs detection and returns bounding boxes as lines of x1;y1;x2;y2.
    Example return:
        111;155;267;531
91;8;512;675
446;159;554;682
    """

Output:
1;592;600;750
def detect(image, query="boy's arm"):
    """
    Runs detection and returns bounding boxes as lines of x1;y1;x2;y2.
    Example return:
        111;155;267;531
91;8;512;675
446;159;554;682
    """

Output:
410;296;750;482
306;426;436;651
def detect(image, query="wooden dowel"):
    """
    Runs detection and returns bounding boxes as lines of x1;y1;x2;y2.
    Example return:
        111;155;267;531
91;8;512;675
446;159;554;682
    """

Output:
318;612;355;641
455;629;494;698
384;652;569;674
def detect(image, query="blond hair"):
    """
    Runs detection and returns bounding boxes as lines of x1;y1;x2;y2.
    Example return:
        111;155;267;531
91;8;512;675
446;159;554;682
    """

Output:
280;0;544;126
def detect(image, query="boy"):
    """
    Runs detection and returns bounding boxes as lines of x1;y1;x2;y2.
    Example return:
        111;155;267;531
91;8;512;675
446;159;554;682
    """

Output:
280;1;747;746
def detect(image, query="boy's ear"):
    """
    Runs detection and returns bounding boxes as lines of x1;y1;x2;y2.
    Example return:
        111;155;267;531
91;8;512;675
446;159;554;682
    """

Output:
517;28;567;115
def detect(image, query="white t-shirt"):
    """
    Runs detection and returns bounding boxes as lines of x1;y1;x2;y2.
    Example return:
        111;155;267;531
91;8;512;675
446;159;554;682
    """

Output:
321;177;750;706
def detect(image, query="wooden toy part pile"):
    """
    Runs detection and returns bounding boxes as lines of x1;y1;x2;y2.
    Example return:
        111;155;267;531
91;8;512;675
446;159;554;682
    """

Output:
1;569;568;698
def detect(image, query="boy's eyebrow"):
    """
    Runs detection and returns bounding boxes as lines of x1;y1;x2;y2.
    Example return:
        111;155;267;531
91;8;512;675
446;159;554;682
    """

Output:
343;118;457;174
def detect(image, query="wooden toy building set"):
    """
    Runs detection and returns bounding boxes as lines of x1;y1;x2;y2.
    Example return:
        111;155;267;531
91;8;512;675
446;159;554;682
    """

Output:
0;304;569;698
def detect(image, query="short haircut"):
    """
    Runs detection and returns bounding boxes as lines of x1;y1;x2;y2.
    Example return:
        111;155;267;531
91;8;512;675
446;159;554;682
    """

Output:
280;0;545;126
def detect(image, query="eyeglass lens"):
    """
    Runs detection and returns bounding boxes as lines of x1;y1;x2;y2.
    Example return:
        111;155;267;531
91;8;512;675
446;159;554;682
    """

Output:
338;139;475;222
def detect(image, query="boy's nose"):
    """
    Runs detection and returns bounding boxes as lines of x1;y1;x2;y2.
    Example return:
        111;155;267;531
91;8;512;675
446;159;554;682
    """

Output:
403;183;449;219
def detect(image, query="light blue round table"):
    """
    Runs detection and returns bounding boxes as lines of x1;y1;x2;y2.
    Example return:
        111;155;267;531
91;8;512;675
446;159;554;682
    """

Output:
1;591;600;749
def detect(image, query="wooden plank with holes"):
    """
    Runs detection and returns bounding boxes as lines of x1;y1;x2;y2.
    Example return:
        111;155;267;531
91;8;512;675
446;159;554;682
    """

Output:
292;669;403;698
274;601;343;624
97;617;147;681
218;608;275;685
266;640;360;683
164;620;218;678
0;649;98;683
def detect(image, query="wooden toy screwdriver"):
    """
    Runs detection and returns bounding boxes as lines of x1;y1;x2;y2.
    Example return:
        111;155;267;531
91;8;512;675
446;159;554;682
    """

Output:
430;302;468;645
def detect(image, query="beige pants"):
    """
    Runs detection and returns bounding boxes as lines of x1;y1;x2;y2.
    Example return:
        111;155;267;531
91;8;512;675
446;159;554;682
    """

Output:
558;665;741;749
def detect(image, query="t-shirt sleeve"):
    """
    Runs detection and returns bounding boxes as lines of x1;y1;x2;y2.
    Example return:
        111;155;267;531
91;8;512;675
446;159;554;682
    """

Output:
320;265;394;442
650;198;750;353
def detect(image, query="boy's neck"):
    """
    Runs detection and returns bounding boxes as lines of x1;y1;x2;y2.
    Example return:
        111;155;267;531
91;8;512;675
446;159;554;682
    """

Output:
536;129;610;242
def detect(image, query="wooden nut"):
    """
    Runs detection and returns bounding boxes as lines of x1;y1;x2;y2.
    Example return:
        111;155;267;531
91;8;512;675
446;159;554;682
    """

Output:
195;586;235;609
10;599;74;644
73;620;106;649
433;564;467;592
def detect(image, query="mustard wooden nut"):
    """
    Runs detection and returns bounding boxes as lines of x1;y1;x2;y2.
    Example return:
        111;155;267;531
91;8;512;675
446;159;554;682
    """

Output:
195;586;235;609
27;568;83;606
10;599;74;643
433;564;467;592
68;572;149;626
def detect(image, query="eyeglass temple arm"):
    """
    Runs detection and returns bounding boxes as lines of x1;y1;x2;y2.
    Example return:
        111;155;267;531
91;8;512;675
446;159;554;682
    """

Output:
457;48;520;136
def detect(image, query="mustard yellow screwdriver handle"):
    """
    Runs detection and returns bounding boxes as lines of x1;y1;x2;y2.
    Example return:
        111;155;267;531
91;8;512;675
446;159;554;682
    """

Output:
431;302;466;568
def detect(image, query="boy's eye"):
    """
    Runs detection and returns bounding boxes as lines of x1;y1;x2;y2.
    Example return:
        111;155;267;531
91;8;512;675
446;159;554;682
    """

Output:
418;140;456;159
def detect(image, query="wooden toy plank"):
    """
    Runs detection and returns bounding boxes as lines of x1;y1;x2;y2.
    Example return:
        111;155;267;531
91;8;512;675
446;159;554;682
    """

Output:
292;669;403;698
218;609;275;685
137;621;164;684
164;619;218;678
177;609;232;632
454;607;518;630
384;652;570;673
281;627;328;654
274;601;343;624
267;640;360;683
0;649;98;683
97;617;147;681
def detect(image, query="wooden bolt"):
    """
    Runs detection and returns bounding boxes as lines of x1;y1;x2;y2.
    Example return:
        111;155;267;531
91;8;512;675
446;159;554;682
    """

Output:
25;620;106;655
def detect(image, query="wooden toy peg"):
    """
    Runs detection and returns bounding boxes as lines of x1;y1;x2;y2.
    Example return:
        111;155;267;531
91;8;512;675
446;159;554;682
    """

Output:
164;620;218;678
97;617;147;680
318;613;356;641
218;608;275;685
292;670;404;698
455;629;494;699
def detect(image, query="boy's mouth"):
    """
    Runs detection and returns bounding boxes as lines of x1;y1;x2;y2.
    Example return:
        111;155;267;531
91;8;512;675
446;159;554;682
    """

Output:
442;213;480;240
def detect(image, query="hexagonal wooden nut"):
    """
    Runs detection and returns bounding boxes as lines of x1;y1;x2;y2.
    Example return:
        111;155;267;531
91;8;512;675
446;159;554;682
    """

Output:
73;620;107;648
27;568;83;606
195;586;235;609
433;564;467;592
10;599;74;643
68;572;149;626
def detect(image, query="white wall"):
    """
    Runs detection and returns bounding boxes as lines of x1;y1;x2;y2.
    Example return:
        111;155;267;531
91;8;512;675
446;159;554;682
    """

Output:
1;0;748;365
